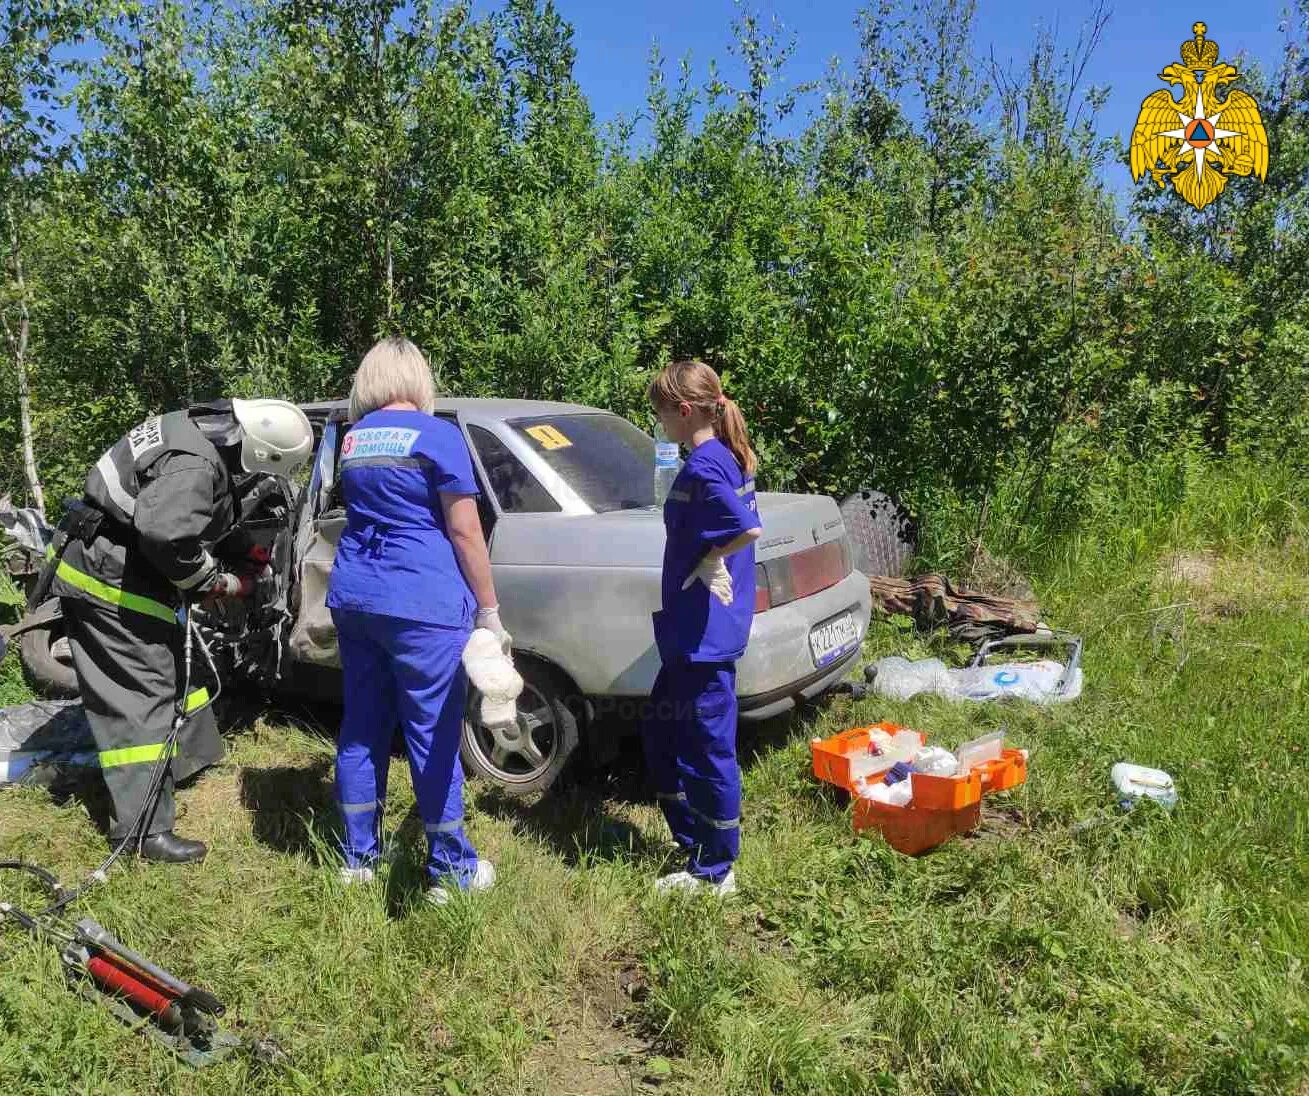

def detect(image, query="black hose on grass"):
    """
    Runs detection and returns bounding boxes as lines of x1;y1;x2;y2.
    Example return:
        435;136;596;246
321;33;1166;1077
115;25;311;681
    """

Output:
2;607;223;925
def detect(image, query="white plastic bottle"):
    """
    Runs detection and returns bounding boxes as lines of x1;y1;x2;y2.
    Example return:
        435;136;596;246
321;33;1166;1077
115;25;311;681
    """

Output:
653;428;681;506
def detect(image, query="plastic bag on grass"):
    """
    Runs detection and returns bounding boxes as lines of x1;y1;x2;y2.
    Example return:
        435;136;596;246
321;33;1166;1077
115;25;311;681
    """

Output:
868;656;1082;704
0;700;97;786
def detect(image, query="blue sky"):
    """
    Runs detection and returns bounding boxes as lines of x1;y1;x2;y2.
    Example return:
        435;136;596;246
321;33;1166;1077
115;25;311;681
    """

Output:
546;0;1289;195
44;0;1290;206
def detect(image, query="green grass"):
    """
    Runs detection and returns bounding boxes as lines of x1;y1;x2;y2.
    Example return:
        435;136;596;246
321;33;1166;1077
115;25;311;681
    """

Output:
0;569;31;708
2;477;1309;1093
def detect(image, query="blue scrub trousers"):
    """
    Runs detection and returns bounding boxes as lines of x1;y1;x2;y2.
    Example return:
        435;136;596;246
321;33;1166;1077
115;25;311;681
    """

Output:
332;608;479;885
641;661;741;882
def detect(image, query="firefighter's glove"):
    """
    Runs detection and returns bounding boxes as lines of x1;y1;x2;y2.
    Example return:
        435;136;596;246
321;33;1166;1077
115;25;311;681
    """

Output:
474;606;513;655
247;563;276;605
202;571;255;605
682;555;734;607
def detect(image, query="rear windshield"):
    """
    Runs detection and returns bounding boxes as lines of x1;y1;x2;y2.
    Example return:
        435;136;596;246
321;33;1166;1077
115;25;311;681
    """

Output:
509;413;656;513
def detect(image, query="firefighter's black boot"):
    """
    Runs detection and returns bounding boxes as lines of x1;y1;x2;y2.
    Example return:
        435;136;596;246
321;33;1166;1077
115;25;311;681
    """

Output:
136;831;208;863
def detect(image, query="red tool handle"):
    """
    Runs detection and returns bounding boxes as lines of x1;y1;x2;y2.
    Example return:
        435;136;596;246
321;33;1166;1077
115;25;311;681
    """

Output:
86;954;181;1025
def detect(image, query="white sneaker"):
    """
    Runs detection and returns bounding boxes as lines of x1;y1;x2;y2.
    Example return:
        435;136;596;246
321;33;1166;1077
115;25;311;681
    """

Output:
655;869;737;897
425;859;497;906
339;865;376;886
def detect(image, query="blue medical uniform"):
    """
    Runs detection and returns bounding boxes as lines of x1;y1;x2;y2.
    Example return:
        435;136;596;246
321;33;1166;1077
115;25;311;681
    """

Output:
326;409;481;884
642;438;760;882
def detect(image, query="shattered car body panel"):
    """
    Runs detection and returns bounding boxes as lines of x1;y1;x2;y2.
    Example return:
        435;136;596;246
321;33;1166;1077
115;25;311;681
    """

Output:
0;496;52;560
1;496;51;598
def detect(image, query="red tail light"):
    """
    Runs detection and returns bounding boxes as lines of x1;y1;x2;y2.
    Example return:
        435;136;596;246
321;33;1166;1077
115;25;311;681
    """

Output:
789;540;847;599
755;535;854;613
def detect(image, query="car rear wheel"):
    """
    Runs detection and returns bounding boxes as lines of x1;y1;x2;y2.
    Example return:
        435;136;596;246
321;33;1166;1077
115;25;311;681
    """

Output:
20;611;80;698
460;660;580;797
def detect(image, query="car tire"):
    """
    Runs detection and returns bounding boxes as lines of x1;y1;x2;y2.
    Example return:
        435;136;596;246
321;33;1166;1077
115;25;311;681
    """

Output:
839;489;918;578
20;612;80;698
460;660;580;798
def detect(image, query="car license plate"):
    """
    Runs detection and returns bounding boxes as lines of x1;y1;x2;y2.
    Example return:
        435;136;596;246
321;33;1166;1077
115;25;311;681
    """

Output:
809;610;861;668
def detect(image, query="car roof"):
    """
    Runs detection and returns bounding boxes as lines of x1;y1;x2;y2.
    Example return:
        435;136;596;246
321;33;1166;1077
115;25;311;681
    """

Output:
299;397;606;423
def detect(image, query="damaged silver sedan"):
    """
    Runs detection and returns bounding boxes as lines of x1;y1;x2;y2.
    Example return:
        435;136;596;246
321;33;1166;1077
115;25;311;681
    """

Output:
6;399;871;795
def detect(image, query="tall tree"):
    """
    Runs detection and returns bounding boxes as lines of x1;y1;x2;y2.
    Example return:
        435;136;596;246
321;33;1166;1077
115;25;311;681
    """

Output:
0;0;83;516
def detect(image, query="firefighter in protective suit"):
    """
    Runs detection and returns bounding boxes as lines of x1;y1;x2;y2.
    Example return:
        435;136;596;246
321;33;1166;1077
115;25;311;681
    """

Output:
52;399;313;863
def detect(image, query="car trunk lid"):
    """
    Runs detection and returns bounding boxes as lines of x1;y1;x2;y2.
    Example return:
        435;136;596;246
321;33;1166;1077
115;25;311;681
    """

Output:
486;492;855;614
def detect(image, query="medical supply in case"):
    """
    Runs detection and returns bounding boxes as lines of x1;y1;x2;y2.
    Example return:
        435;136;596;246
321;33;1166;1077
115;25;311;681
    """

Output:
810;722;1028;854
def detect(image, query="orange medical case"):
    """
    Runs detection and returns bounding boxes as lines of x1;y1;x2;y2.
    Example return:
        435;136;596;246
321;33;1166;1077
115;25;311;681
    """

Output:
810;724;1027;854
852;795;983;855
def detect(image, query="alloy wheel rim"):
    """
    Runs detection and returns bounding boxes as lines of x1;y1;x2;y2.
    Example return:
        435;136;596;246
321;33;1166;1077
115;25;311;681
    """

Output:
466;680;558;783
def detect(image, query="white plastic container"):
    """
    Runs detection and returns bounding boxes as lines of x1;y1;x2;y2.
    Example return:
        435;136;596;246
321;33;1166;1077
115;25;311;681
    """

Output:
844;730;919;784
860;780;913;807
847;751;891;784
1111;763;1177;811
883;730;921;766
955;730;1005;774
869;655;1082;704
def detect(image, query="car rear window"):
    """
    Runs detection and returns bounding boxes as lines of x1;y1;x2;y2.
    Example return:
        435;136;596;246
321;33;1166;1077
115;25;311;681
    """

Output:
508;413;656;513
468;425;562;514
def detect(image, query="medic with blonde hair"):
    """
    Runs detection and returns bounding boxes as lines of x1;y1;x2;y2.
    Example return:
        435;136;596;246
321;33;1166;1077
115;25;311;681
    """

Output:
328;335;507;904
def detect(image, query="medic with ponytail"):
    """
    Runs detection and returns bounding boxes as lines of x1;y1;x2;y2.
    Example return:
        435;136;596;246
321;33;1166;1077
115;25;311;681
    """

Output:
642;360;762;895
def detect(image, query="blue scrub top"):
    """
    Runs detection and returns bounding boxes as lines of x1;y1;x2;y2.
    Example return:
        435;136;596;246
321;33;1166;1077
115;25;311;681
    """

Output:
326;409;480;627
655;438;761;663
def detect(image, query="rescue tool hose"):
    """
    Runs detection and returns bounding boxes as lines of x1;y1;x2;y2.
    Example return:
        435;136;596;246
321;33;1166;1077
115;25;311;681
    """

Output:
0;860;74;937
0;867;229;1037
35;606;222;918
0;560;262;1064
2;610;222;944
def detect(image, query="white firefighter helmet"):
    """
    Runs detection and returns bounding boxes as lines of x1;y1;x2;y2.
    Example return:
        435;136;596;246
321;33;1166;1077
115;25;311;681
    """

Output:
231;398;313;476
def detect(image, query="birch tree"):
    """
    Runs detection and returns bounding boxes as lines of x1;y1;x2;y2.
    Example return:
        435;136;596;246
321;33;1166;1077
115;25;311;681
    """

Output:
0;0;82;517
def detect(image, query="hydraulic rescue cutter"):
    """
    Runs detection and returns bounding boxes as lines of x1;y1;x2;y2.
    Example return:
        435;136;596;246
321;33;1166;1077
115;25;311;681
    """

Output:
0;867;240;1066
62;917;240;1066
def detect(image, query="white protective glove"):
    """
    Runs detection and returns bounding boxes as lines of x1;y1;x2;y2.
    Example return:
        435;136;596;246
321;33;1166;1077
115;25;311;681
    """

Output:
474;605;513;654
682;555;734;607
462;628;524;729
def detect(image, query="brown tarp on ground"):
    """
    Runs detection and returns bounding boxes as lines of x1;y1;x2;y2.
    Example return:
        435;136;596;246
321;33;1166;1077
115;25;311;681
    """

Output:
868;574;1040;644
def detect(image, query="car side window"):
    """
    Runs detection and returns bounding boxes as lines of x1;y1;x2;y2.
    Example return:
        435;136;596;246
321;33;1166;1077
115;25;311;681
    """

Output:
468;425;562;514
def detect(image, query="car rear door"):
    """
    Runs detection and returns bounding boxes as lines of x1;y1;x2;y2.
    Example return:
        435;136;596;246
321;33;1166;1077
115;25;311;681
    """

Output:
456;414;664;697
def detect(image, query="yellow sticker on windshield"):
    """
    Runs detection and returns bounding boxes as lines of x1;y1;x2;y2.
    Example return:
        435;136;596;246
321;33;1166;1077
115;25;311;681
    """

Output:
525;424;572;450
